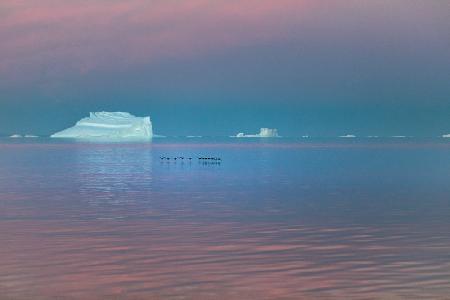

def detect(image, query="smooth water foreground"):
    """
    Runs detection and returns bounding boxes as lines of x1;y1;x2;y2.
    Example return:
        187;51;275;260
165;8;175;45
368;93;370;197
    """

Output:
1;138;450;299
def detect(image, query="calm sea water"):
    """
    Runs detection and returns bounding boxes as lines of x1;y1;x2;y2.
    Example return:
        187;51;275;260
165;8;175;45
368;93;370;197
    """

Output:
1;138;450;299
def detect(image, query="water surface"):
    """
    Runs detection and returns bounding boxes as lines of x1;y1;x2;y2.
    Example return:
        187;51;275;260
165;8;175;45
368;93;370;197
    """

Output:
1;138;450;299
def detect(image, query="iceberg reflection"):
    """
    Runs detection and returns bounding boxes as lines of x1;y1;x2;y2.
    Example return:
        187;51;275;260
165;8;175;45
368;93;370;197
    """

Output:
75;144;153;206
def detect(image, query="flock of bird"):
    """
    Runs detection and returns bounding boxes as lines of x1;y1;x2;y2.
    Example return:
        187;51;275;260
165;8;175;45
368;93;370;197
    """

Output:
160;156;221;161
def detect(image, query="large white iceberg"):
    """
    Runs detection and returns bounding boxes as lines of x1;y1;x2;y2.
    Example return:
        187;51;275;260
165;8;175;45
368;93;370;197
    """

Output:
51;112;153;139
234;128;280;138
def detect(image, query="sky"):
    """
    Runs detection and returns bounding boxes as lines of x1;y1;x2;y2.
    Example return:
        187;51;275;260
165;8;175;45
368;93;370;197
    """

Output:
0;0;449;137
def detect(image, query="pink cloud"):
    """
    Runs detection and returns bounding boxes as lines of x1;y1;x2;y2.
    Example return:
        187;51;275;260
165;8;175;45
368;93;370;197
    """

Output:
0;0;309;83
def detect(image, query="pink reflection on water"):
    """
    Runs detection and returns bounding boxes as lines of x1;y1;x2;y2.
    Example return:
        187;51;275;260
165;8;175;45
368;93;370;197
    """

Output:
1;217;450;299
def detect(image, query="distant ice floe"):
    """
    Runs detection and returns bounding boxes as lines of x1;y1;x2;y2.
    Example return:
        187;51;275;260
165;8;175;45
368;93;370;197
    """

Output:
51;112;153;139
9;134;39;138
442;134;450;138
302;135;310;138
186;135;202;138
391;135;408;138
339;134;356;138
234;128;280;138
367;136;379;138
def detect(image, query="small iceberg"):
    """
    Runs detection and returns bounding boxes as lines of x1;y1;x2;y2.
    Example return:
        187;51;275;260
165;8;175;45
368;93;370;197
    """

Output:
234;128;280;138
24;134;39;138
9;134;22;138
443;134;450;138
339;134;356;138
51;112;153;139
